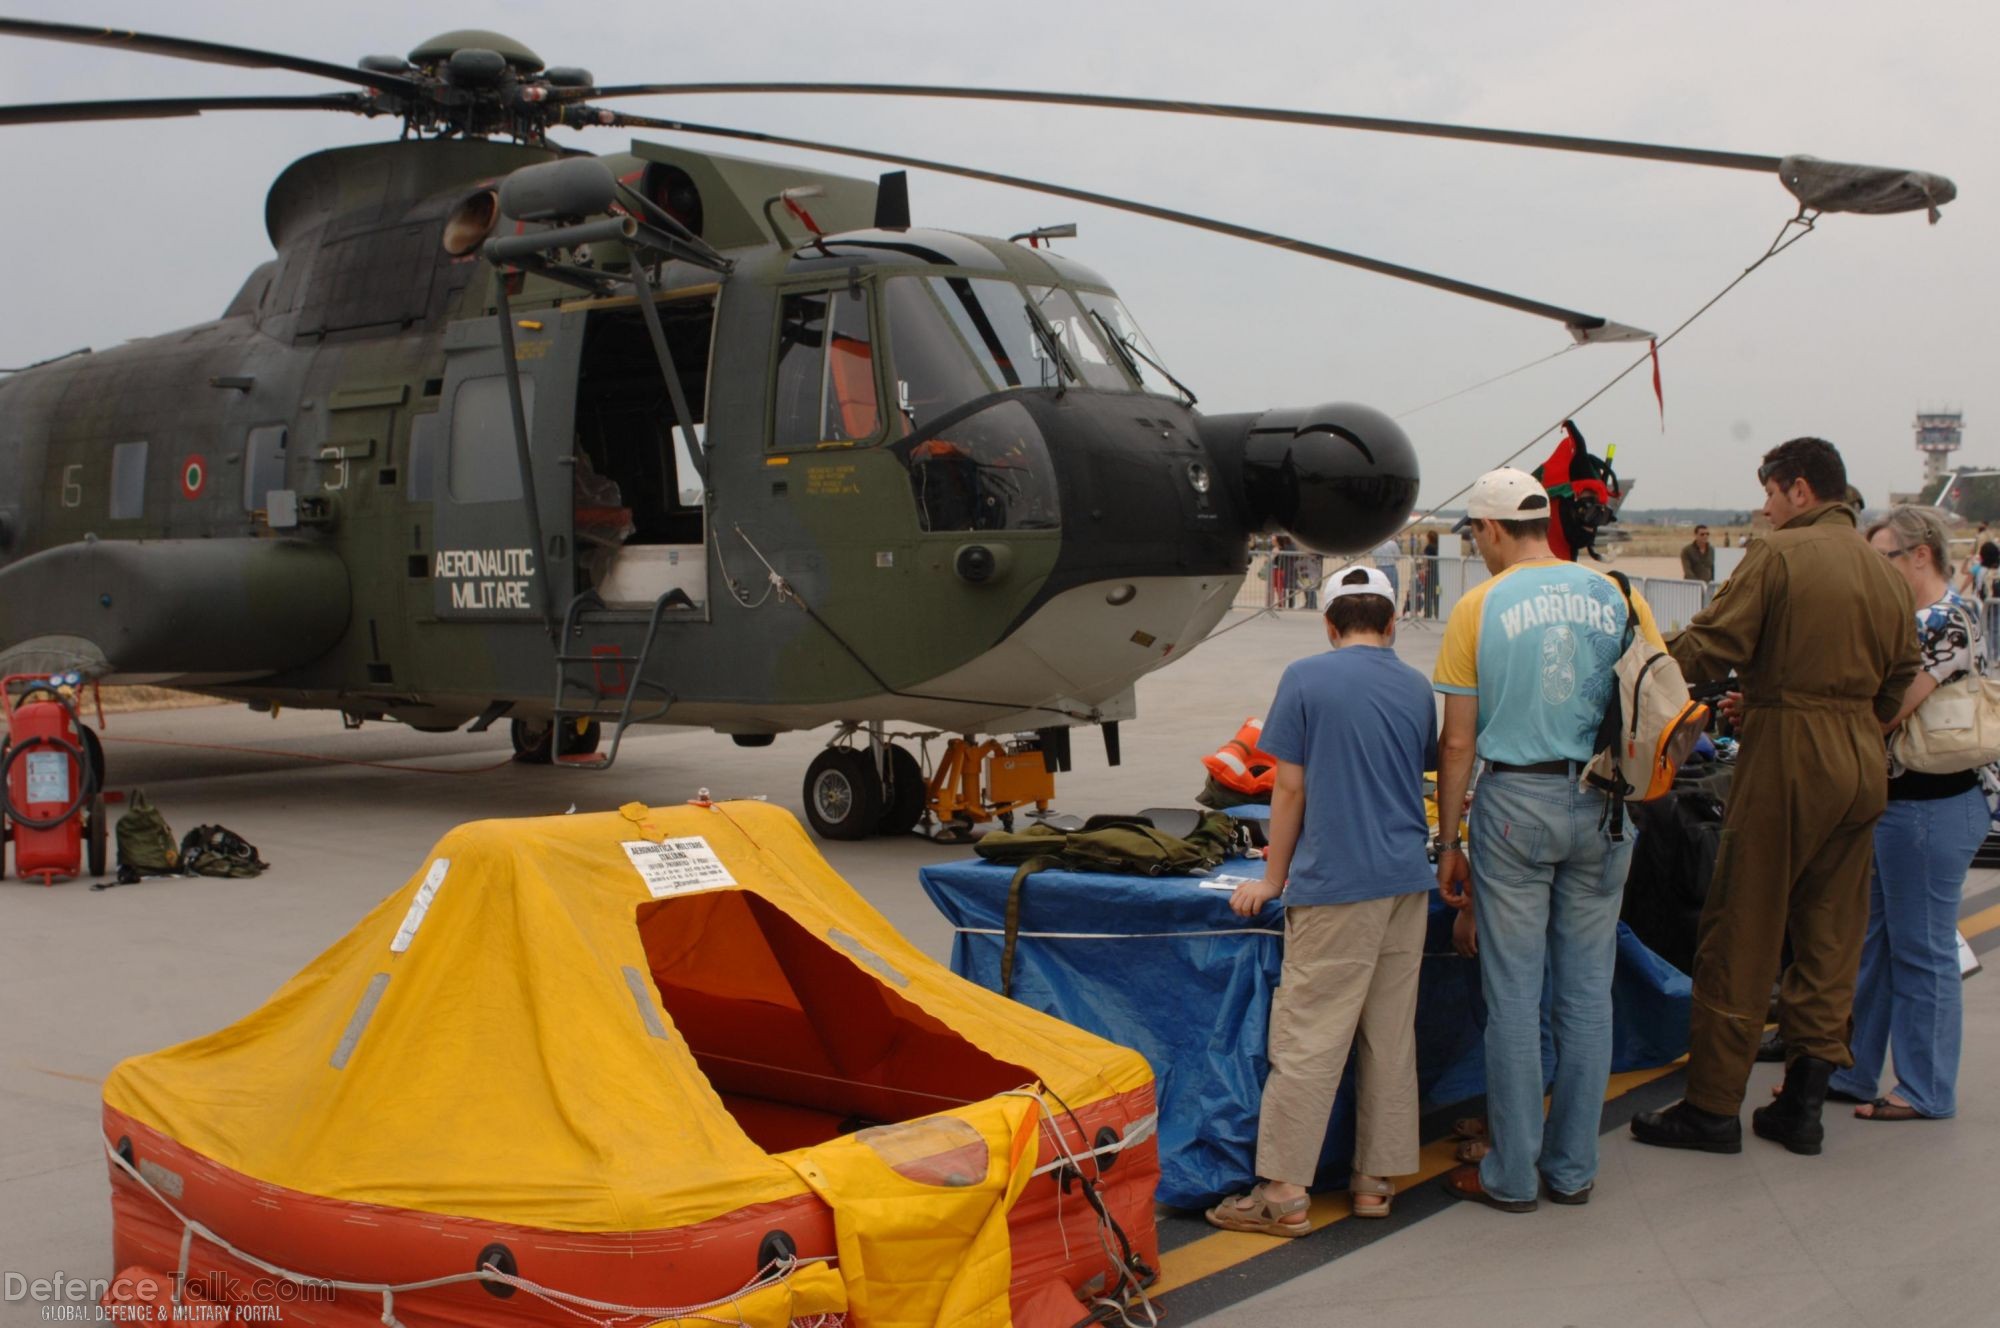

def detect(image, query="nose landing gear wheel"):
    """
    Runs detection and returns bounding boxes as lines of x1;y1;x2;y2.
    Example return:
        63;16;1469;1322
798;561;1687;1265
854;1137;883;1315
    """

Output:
511;718;553;765
804;748;883;841
512;718;601;764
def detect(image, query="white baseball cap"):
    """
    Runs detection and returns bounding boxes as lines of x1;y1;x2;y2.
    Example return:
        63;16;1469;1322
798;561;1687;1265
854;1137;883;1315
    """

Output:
1322;564;1396;605
1452;467;1552;531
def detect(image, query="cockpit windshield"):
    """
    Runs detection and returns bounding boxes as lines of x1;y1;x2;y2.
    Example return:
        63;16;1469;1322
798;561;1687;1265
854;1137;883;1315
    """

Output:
1078;292;1186;400
1025;286;1130;391
882;275;1190;435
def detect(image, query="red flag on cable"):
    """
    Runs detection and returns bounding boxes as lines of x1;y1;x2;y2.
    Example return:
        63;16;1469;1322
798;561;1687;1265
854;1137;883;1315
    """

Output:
1648;338;1665;429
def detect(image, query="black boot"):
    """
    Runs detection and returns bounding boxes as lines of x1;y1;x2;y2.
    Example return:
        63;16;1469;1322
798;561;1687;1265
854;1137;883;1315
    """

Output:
1752;1056;1834;1155
1755;1028;1788;1063
1630;1100;1743;1153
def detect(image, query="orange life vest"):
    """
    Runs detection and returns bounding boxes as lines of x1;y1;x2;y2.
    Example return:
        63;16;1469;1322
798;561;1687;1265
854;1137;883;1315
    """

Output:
1201;717;1278;795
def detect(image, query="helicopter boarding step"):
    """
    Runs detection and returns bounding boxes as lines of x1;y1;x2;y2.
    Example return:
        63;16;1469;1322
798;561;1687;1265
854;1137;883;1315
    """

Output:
548;588;687;770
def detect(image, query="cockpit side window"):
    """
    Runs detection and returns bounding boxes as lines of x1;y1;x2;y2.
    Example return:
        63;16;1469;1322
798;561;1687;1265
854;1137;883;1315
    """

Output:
825;285;879;441
772;286;881;450
898;399;1061;534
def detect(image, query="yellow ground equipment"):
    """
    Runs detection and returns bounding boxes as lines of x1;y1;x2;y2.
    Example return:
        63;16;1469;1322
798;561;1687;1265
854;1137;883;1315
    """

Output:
927;737;1055;837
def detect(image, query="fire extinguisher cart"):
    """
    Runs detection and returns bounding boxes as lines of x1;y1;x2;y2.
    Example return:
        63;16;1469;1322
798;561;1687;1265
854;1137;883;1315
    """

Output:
0;673;107;884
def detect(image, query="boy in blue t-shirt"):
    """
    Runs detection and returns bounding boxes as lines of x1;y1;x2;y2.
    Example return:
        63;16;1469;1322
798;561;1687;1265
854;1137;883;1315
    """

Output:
1206;565;1439;1236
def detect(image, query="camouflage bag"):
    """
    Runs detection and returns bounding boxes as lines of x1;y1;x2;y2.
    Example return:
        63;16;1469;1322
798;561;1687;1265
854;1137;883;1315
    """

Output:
179;825;270;878
115;790;181;874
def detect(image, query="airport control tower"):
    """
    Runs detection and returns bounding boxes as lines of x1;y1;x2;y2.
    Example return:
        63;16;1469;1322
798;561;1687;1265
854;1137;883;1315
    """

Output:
1917;410;1965;485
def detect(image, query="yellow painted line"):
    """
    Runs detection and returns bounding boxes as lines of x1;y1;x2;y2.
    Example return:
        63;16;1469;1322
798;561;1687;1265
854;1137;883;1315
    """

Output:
1958;900;2000;940
1154;1058;1688;1296
1606;1058;1687;1097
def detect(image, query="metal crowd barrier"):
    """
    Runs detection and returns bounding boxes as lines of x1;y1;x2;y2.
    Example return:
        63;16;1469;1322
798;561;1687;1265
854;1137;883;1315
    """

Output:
1635;577;1714;635
1235;551;1457;618
1233;554;1718;633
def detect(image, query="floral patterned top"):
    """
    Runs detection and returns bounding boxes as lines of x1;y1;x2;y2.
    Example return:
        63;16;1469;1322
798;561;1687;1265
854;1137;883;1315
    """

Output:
1889;589;1985;796
1916;590;1979;686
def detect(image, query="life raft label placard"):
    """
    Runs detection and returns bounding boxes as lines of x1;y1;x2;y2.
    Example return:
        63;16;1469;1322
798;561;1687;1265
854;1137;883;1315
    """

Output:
622;837;737;897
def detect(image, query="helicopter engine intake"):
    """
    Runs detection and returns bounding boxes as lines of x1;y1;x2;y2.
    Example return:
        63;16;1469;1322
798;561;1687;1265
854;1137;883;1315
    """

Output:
1202;401;1420;555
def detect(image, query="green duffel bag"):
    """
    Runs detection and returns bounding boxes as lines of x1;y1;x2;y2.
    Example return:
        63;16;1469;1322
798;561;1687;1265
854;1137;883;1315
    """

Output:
975;811;1236;875
115;790;181;873
975;809;1242;996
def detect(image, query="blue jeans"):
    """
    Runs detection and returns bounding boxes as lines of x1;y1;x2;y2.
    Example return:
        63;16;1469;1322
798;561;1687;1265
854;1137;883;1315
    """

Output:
1830;788;1987;1117
1470;771;1635;1202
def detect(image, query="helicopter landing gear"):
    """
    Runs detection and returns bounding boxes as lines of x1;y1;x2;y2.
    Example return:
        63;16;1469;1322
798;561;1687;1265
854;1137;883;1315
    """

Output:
878;744;926;838
803;727;1057;842
804;725;928;841
803;747;882;841
81;726;106;878
510;717;602;765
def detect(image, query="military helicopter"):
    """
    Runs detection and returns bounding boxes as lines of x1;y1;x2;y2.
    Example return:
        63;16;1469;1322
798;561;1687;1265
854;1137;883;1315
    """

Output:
0;20;1955;839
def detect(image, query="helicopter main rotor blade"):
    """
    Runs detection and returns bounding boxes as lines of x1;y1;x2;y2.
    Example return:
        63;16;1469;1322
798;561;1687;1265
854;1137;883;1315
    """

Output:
0;18;426;100
0;93;374;126
568;81;1783;174
577;109;1650;342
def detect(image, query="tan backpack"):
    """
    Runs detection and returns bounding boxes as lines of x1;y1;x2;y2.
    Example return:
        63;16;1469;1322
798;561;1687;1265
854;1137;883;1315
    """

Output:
1583;572;1711;837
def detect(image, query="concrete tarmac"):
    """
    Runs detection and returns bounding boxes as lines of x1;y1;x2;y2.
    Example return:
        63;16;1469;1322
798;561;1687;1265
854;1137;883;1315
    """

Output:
3;605;1994;1326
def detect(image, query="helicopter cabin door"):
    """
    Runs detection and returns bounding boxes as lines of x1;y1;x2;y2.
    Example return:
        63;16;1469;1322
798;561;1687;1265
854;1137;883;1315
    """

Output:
569;289;715;614
428;315;577;622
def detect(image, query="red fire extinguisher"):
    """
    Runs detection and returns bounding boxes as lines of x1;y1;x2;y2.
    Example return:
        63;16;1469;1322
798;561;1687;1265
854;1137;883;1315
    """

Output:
1;673;107;885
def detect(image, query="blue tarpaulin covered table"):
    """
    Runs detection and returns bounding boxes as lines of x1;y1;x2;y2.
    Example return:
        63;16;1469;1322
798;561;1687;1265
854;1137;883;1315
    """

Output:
919;856;1692;1207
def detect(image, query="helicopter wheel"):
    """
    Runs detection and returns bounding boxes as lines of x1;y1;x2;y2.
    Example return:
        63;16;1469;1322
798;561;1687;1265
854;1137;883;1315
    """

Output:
558;719;602;759
511;718;554;765
85;792;108;877
511;718;600;763
804;748;882;841
877;745;926;838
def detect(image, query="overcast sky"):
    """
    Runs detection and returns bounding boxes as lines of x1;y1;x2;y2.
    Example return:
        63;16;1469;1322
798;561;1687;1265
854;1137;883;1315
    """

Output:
1;0;1991;512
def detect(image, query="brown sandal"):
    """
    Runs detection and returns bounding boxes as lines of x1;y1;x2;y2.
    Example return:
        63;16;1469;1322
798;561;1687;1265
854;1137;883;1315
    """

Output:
1349;1173;1394;1219
1453;1138;1491;1164
1439;1161;1536;1213
1450;1116;1489;1142
1205;1182;1312;1237
1855;1097;1928;1122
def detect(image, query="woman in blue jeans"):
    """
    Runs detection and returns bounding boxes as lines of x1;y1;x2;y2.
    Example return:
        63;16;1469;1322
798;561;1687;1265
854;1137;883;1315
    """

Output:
1835;507;1989;1120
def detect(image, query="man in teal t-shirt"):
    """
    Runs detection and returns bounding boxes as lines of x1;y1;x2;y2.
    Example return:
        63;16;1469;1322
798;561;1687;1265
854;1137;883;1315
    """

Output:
1432;467;1663;1214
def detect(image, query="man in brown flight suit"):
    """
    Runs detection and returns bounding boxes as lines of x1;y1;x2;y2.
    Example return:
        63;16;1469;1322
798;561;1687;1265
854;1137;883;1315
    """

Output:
1632;438;1918;1157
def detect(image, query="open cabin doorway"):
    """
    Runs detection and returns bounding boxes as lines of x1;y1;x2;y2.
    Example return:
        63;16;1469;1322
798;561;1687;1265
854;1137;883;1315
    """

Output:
572;290;715;610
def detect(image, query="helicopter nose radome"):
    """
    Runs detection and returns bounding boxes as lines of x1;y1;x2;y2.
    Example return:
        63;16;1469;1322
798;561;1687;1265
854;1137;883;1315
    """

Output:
1230;402;1420;555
